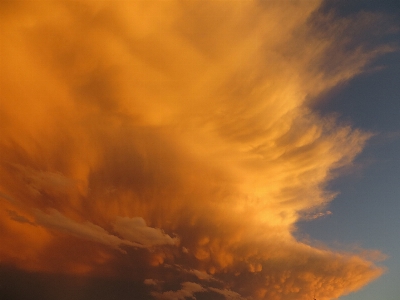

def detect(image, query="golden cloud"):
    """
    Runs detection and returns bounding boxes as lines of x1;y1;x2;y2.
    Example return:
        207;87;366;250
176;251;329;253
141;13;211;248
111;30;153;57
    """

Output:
0;0;393;299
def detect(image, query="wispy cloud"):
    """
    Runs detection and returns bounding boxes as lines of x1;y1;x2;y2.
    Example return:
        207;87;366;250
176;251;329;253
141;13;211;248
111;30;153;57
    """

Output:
34;209;142;252
151;282;205;300
0;0;394;299
113;216;179;247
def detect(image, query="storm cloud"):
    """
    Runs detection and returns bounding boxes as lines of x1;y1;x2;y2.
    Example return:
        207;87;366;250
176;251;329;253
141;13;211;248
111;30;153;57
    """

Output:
0;1;395;299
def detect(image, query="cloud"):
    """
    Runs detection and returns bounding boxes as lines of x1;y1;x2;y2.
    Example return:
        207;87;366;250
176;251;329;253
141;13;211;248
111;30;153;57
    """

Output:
209;287;247;300
303;210;333;221
188;269;215;281
34;209;141;252
113;216;179;247
150;282;248;300
0;0;395;299
7;210;36;226
144;278;158;286
19;208;180;252
151;282;205;300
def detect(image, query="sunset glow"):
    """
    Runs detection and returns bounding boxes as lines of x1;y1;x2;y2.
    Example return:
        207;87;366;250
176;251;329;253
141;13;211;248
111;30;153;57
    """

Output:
1;1;398;299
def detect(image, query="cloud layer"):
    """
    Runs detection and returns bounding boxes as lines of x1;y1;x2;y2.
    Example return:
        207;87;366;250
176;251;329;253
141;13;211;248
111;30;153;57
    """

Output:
0;0;394;299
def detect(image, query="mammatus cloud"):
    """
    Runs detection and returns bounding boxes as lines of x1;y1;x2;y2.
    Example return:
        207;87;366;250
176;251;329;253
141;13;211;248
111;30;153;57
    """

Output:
0;0;395;299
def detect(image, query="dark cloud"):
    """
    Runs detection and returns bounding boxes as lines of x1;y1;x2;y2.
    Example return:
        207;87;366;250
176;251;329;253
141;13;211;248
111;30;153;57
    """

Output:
6;209;36;226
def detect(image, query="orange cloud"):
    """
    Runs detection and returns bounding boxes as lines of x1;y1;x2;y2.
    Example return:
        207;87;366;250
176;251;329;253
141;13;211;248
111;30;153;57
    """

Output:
113;216;179;247
151;282;206;300
0;0;393;299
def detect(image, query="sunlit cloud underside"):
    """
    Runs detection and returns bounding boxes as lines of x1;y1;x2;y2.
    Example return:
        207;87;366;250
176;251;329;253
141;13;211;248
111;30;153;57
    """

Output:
0;1;392;299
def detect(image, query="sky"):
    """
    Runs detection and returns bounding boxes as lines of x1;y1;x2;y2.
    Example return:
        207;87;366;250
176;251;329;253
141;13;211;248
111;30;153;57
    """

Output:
0;1;399;300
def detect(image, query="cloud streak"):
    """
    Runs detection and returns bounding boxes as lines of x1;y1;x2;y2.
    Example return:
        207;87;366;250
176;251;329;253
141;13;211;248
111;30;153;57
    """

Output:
113;216;179;247
0;0;395;299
